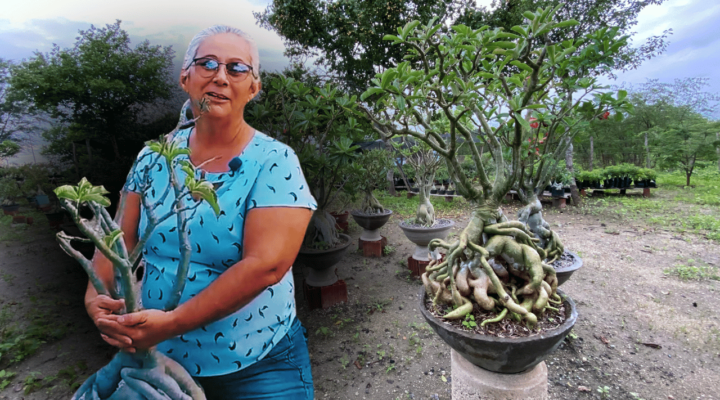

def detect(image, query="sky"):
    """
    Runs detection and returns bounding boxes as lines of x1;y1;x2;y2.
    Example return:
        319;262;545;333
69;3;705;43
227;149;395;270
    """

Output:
1;0;719;163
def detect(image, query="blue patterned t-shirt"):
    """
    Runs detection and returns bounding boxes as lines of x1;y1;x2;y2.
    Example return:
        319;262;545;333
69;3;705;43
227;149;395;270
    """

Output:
123;128;316;377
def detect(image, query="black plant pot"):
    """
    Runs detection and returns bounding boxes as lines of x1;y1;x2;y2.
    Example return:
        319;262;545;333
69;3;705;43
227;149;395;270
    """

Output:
446;190;455;195
438;190;446;195
296;234;352;286
430;189;438;194
593;180;602;189
553;250;584;286
551;188;564;197
634;180;645;188
544;185;552;192
411;188;420;193
419;287;578;373
649;180;657;188
2;204;20;215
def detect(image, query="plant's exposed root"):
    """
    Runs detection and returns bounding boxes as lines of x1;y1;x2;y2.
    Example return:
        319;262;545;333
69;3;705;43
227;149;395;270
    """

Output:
456;265;472;297
481;308;508;327
443;296;473;320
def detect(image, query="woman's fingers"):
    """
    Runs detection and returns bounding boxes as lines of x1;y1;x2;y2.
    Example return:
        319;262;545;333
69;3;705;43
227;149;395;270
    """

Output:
95;295;125;312
100;334;136;353
96;318;136;344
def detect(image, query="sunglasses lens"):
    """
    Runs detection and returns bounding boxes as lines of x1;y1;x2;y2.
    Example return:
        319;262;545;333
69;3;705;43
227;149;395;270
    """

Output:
228;63;250;75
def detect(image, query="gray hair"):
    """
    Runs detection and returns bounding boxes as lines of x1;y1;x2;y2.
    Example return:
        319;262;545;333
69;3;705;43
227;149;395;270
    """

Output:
182;25;260;83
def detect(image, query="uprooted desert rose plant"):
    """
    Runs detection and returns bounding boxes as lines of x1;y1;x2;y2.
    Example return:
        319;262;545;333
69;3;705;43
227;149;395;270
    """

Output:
357;7;629;327
56;99;216;400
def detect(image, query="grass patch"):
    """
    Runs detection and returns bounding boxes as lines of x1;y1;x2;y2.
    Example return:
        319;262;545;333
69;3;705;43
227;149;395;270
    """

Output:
375;190;472;220
657;168;720;207
664;261;720;281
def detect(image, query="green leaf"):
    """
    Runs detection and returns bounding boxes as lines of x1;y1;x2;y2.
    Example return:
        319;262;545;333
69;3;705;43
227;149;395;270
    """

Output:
186;179;220;216
383;34;401;43
54;185;79;202
477;72;495;79
523;104;547;110
553;20;579;29
103;229;124;249
493;41;516;49
510;60;533;72
523;11;535;20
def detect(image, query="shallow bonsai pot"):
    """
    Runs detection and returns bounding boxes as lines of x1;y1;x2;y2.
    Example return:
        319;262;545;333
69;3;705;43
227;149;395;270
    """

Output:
399;219;454;261
438;190;446;195
330;210;349;224
430;189;438;194
446;190;455;195
35;194;50;206
553;250;583;286
2;204;20;215
411;188;420;193
296;233;352;287
419;287;577;373
351;210;392;241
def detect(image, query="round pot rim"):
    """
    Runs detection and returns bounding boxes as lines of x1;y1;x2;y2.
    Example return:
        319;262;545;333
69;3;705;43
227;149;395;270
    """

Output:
330;210;349;216
552;250;583;274
418;286;578;345
299;233;352;255
399;218;455;232
350;209;393;218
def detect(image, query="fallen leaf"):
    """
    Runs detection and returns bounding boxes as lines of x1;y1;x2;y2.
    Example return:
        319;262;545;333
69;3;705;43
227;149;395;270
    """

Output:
641;343;662;349
441;376;447;383
354;360;362;369
578;386;591;392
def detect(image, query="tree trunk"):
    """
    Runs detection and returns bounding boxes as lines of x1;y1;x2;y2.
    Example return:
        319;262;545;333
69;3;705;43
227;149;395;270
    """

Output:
85;138;93;163
589;136;594;171
644;131;650;168
387;169;396;196
717;132;719;172
565;139;580;206
686;172;691;187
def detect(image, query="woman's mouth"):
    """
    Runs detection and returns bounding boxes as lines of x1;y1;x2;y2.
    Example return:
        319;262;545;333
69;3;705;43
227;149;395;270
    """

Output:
206;92;229;101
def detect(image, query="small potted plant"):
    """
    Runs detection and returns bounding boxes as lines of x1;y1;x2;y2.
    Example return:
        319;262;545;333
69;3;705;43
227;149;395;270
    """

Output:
349;149;394;242
446;182;456;196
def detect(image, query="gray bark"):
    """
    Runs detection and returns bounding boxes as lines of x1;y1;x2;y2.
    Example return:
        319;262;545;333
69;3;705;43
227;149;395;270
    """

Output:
565;139;580;205
589;136;594;171
645;131;650;168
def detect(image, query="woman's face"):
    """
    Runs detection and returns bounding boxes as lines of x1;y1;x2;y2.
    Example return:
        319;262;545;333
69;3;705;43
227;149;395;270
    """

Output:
180;33;260;120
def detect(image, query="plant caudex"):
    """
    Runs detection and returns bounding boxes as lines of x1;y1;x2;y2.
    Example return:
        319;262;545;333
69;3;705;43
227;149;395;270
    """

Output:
56;99;215;400
350;148;394;214
358;8;628;327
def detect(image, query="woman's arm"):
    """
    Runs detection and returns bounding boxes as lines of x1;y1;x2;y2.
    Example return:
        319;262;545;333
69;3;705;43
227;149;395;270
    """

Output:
103;206;313;349
85;191;141;349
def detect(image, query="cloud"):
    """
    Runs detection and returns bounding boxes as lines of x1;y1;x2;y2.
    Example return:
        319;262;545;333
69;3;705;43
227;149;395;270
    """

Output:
605;0;720;97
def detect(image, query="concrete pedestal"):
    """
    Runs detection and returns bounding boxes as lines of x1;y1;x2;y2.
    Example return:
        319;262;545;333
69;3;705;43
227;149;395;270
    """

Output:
451;350;548;400
552;197;566;209
643;188;651;198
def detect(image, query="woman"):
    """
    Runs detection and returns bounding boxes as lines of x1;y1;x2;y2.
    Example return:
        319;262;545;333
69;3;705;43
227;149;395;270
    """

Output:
84;25;316;399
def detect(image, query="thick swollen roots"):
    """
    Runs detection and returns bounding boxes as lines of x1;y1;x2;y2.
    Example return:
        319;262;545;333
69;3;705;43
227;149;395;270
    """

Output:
73;350;206;400
422;257;560;329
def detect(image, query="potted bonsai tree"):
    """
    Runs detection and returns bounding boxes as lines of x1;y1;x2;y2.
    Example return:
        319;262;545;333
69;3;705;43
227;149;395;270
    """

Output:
358;9;628;373
395;139;455;263
62;100;212;399
349;148;394;242
246;72;364;287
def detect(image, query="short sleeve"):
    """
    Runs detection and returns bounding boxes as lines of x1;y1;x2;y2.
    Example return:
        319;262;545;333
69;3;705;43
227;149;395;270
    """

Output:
123;146;157;194
247;147;317;210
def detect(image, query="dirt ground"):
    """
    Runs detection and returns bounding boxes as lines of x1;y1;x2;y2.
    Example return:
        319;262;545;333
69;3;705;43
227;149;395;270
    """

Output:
1;193;719;400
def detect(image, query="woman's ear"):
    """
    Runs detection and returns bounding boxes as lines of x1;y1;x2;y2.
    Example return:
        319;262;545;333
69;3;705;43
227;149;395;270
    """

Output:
180;70;189;92
249;81;262;101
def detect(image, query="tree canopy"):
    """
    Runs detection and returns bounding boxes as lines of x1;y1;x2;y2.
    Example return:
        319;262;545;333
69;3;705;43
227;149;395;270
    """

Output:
255;0;467;93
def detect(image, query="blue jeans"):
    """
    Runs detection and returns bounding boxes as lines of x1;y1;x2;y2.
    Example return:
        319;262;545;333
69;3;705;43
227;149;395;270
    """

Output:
195;317;314;400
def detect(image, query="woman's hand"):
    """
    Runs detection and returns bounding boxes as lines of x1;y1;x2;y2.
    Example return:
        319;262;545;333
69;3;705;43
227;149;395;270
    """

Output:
86;294;136;352
98;309;178;351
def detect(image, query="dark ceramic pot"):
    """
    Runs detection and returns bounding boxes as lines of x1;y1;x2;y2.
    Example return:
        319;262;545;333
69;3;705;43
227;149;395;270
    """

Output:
330;211;349;224
554;250;583;286
2;204;20;215
551;188;564;197
351;210;393;241
430;189;438;194
446;190;455;195
399;219;455;261
438;190;446;195
296;234;352;286
419;287;578;373
411;188;420;193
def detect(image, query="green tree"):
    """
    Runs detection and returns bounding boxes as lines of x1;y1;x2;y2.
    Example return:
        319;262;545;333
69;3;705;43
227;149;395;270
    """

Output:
654;119;720;186
457;0;671;76
358;9;627;325
7;21;175;170
255;0;466;93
